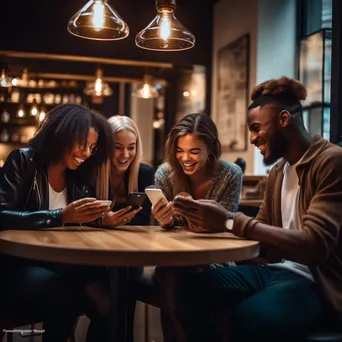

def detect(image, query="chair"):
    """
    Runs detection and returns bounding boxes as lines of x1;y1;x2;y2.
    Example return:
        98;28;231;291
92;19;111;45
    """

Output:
131;267;160;342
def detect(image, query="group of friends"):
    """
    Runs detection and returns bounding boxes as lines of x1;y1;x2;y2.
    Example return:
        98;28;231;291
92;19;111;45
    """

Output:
0;75;342;342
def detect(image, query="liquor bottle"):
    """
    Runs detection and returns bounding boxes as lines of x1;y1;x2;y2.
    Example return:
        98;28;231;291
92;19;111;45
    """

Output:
1;109;10;123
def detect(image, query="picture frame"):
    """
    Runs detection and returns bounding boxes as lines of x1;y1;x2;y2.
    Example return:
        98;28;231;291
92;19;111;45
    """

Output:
216;34;249;152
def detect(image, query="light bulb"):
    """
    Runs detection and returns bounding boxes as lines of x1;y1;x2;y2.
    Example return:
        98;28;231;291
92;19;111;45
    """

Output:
142;84;151;98
39;111;46;122
67;0;129;40
160;12;171;40
18;108;25;117
92;1;105;31
31;106;38;116
133;75;158;99
95;78;103;95
135;0;195;51
0;68;12;87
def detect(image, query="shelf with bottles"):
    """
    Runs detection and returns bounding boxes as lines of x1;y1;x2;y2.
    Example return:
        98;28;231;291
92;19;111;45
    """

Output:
0;124;35;145
3;89;84;107
0;78;86;118
0;90;87;126
11;77;83;90
0;103;45;126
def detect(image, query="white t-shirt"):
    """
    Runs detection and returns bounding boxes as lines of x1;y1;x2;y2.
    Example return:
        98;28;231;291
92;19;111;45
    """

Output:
49;183;67;210
268;158;314;282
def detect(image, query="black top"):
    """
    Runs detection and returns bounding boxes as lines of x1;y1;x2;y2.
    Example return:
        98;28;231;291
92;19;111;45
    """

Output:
0;148;93;230
113;163;155;225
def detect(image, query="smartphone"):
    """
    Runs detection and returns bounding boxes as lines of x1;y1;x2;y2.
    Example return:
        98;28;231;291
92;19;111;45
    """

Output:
126;192;147;210
144;188;167;207
95;200;112;208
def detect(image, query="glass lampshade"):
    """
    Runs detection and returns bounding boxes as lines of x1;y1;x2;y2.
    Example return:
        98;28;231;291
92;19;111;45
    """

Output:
0;69;12;87
67;0;129;40
133;75;159;99
84;68;113;97
135;0;195;51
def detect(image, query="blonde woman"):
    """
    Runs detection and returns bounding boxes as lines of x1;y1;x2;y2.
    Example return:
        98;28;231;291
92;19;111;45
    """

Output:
96;115;155;227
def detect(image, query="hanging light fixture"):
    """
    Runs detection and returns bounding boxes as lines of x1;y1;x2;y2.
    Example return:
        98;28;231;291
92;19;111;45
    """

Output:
84;68;113;97
30;99;38;116
39;107;46;122
0;68;12;87
67;0;129;40
133;75;159;99
135;0;195;51
17;104;26;118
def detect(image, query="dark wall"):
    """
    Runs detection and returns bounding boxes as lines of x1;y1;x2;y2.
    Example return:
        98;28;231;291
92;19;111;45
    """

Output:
1;0;214;69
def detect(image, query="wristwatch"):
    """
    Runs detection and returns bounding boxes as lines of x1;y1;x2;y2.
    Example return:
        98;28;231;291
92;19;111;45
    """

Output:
224;218;234;232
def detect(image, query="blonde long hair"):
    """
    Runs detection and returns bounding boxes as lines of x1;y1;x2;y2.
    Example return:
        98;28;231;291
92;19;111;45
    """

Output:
96;115;143;203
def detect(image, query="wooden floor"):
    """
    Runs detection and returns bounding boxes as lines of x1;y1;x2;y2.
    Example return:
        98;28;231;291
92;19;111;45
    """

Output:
2;302;163;342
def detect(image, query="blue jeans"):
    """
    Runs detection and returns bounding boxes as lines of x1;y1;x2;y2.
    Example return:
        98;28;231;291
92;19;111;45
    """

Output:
176;265;326;342
1;255;109;342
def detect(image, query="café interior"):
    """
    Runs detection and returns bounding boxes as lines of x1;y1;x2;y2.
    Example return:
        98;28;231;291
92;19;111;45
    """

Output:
0;0;341;341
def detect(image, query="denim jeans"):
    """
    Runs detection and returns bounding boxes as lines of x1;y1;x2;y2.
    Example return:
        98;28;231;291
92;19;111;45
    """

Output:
176;265;326;342
1;255;109;342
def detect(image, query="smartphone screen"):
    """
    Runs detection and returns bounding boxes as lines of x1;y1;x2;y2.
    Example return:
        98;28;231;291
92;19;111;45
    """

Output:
144;188;167;207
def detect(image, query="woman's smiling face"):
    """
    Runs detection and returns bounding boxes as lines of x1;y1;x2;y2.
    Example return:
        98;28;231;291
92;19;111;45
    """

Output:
112;129;137;174
176;133;209;176
62;127;98;170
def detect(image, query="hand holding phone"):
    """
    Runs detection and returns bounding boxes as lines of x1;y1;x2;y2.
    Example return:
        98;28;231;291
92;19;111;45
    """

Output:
145;188;174;227
62;198;111;224
101;206;142;227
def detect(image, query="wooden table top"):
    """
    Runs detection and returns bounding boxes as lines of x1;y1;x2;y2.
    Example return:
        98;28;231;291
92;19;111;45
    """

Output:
0;225;259;267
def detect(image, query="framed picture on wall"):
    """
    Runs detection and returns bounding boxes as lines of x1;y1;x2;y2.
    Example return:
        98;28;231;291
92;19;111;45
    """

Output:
216;34;249;152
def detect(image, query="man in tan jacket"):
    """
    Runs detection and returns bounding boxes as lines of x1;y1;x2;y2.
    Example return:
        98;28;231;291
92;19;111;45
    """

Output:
173;76;342;342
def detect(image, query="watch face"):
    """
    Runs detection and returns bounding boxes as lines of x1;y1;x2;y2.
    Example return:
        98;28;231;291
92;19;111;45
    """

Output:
225;219;234;231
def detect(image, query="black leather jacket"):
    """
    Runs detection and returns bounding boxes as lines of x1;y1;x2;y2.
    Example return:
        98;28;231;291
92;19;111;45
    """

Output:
0;147;93;230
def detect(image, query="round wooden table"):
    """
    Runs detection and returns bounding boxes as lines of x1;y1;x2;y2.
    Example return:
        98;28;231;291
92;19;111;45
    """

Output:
0;225;259;342
0;225;259;266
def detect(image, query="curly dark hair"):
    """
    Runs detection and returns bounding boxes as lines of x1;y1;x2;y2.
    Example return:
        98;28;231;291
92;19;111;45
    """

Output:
165;113;221;197
251;76;307;114
29;103;113;180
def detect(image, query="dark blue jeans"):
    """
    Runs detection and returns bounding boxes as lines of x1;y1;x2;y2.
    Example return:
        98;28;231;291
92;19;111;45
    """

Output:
1;255;109;342
176;265;326;342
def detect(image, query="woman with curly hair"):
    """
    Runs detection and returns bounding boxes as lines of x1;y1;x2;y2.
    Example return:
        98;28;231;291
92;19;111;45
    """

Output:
0;104;113;341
